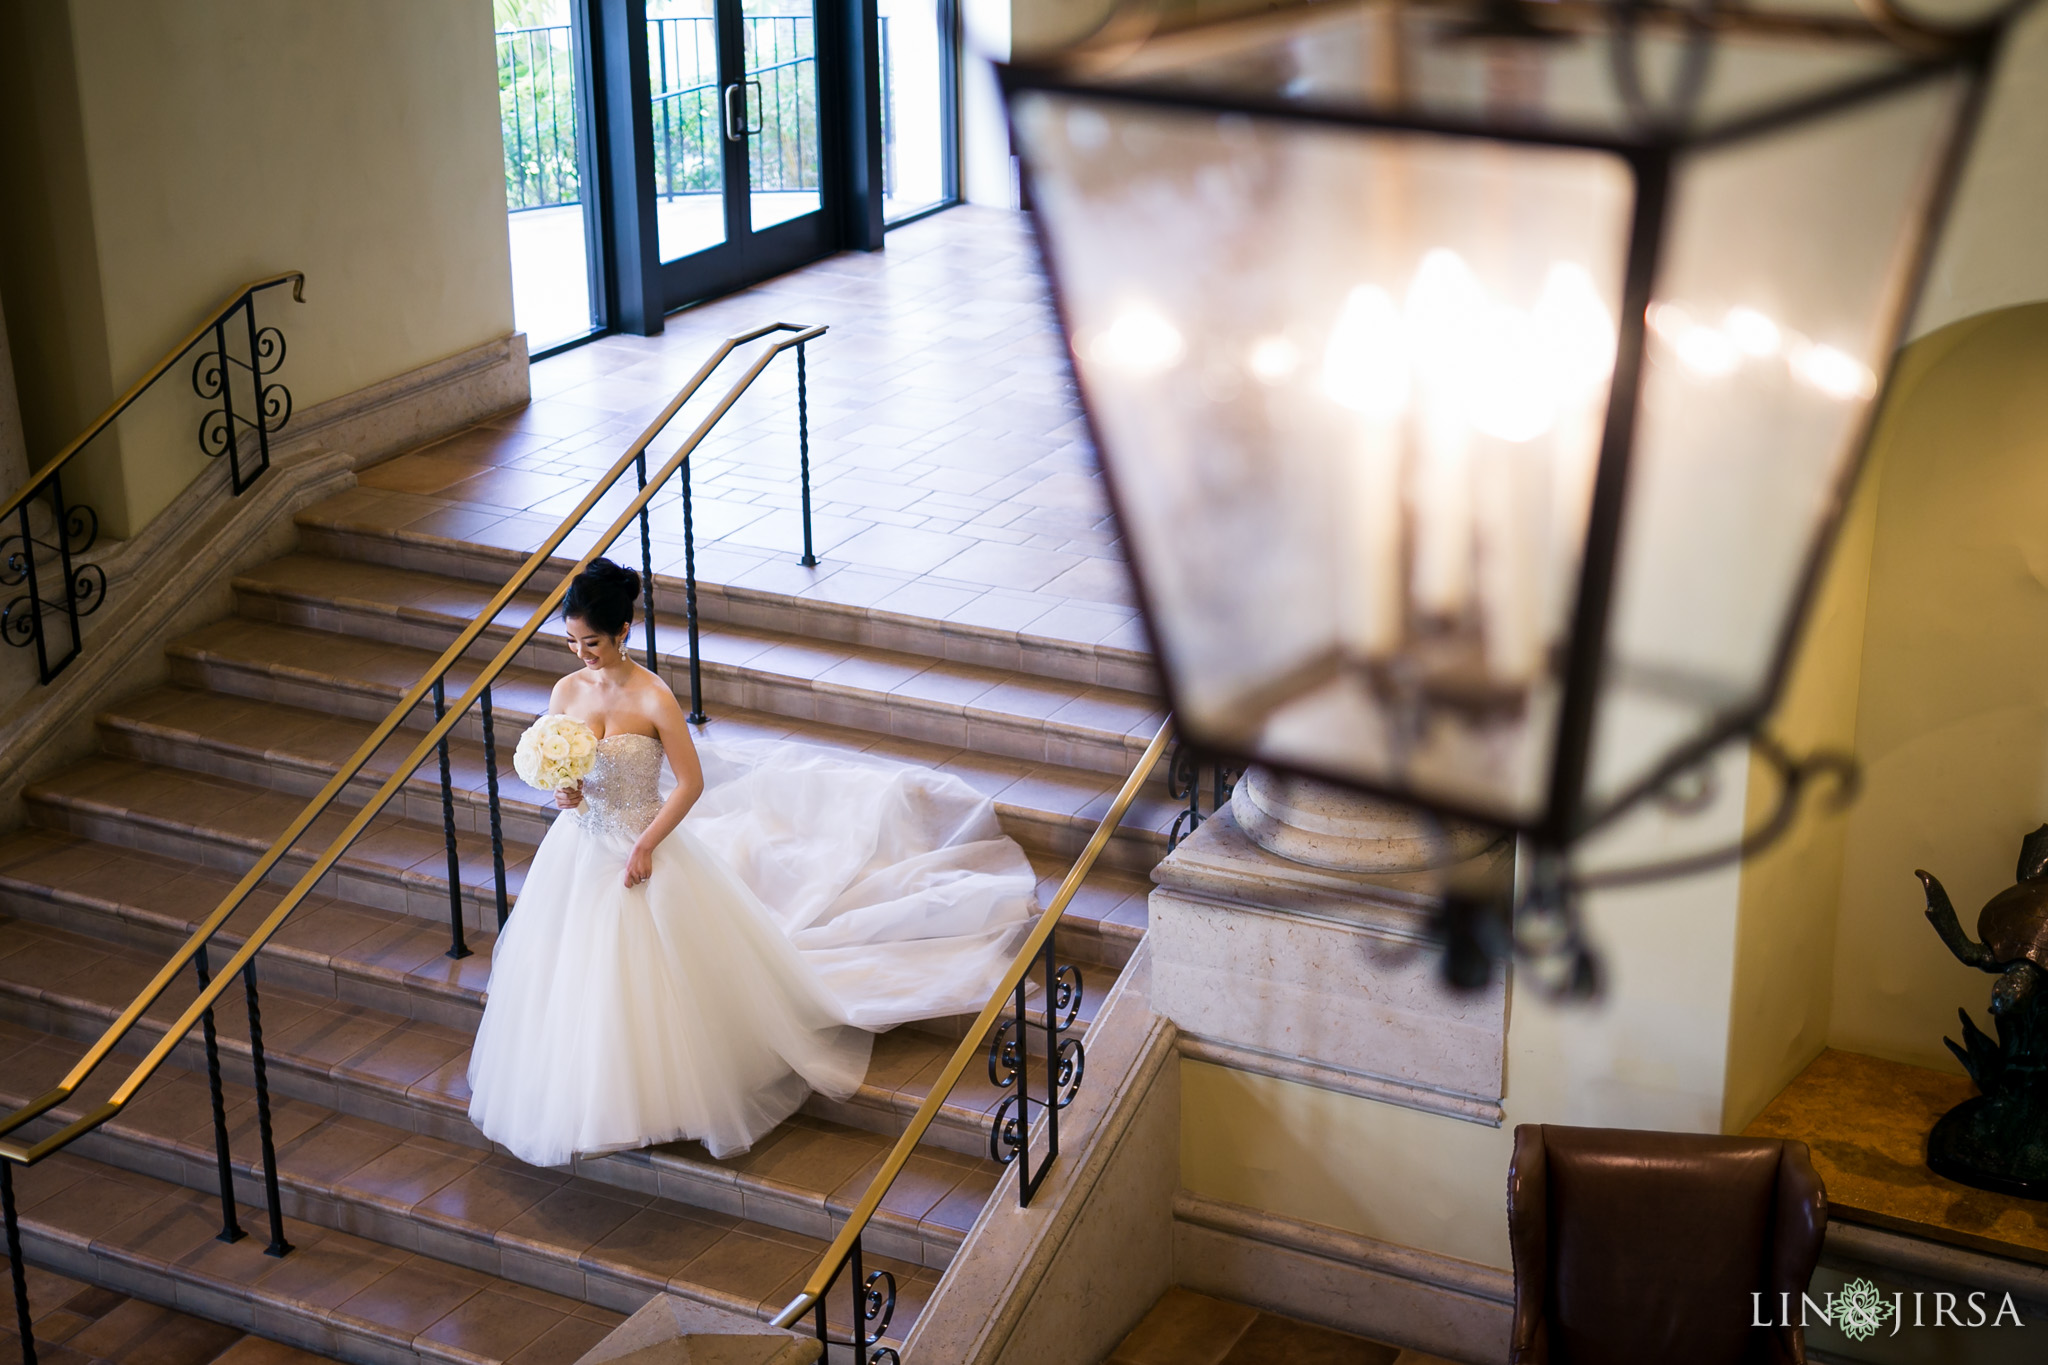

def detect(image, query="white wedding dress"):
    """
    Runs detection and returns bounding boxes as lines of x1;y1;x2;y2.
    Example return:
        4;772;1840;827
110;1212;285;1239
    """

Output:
466;731;1037;1166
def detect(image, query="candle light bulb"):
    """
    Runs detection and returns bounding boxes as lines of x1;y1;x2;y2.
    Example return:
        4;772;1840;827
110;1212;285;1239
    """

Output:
1089;304;1185;376
1406;249;1484;621
1535;262;1617;400
1791;341;1877;400
1406;249;1486;393
1724;306;1782;358
1322;285;1409;417
1249;335;1301;383
1467;302;1554;444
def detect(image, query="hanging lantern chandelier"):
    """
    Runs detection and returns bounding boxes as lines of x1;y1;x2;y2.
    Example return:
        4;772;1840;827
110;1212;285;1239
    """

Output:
1001;0;2024;992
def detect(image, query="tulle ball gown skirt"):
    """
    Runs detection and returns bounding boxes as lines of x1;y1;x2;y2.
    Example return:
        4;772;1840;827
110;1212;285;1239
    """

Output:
466;811;872;1165
466;734;1035;1166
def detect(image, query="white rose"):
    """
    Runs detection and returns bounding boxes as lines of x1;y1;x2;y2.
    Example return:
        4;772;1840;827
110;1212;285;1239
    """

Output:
542;733;570;760
569;732;596;758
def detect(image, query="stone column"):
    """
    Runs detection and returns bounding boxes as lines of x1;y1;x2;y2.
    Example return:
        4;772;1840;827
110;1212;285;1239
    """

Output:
1149;766;1514;1123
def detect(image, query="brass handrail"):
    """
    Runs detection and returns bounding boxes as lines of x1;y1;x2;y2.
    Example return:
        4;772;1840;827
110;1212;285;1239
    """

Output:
770;715;1174;1333
0;320;824;1163
0;271;306;527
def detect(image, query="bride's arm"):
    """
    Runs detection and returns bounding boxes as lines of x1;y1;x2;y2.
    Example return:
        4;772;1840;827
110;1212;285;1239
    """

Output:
623;684;705;887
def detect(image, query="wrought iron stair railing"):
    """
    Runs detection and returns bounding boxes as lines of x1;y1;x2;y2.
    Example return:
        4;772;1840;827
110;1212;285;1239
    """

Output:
0;321;823;1365
1;272;305;684
770;717;1175;1363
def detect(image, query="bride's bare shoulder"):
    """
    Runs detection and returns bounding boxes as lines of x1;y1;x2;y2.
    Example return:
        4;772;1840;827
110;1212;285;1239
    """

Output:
630;664;692;735
548;670;589;711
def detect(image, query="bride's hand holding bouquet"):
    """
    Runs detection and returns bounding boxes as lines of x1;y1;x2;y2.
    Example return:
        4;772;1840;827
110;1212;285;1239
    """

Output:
514;715;598;809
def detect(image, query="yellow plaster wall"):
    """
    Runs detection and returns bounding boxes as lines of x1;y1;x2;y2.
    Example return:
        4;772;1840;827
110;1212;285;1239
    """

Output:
1827;302;2048;1073
1718;459;1880;1132
0;0;513;535
1909;3;2048;341
1181;753;1753;1271
0;0;123;490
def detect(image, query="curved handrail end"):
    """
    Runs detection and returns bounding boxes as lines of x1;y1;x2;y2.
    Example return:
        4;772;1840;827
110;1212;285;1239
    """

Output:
0;1087;72;1144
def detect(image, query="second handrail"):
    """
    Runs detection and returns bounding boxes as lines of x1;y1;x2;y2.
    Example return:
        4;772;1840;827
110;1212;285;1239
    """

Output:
0;321;823;1160
770;716;1174;1335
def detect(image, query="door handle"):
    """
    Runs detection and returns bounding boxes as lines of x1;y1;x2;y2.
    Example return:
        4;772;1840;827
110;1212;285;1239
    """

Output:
724;82;745;142
724;80;765;143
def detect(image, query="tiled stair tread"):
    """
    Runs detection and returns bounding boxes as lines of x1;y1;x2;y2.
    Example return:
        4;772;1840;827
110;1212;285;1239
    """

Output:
232;553;1164;761
22;754;536;921
291;494;1155;687
7;1143;926;1365
13;738;1148;974
0;828;1134;1036
0;1015;947;1331
99;674;1180;857
6;1261;333;1365
0;891;1080;1134
0;905;1047;1226
8;1150;628;1365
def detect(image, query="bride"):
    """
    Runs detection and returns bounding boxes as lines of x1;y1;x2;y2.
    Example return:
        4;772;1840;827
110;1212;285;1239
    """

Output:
467;559;1038;1166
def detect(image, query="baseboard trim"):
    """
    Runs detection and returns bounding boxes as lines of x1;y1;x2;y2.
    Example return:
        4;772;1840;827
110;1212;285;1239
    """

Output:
277;332;530;471
1823;1220;2048;1309
1172;1191;1512;1365
1175;1034;1506;1127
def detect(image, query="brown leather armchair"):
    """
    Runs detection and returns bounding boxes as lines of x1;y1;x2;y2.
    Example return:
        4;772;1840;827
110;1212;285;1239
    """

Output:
1508;1125;1829;1365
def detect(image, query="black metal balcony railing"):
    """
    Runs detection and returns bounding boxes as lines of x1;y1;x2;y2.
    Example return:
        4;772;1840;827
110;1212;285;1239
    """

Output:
498;23;581;211
497;18;831;215
1;274;303;685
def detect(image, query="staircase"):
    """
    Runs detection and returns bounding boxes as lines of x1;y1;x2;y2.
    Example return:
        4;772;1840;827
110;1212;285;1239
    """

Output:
0;487;1172;1363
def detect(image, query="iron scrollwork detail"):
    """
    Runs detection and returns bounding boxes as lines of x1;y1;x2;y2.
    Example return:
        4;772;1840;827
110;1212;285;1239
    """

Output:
3;275;300;686
986;939;1086;1204
1168;740;1244;849
2;493;108;680
192;315;293;494
862;1268;896;1347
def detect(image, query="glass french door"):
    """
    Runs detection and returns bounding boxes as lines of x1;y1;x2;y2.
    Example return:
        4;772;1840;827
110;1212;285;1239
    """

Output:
647;0;833;308
496;0;605;355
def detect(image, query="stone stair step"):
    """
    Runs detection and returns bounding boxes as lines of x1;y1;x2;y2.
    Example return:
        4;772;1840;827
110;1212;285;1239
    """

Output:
0;828;1136;1052
99;677;1173;877
21;756;529;933
4;1147;631;1365
294;496;1157;695
0;911;1003;1266
229;553;1164;779
0;1023;943;1330
1;1260;332;1365
16;721;1148;985
4;1132;927;1365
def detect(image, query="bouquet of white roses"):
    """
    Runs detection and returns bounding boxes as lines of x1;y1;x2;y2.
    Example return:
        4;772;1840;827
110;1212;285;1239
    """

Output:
513;714;598;793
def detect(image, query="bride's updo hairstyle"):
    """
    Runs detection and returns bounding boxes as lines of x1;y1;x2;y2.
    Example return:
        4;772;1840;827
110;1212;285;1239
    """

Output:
563;558;641;639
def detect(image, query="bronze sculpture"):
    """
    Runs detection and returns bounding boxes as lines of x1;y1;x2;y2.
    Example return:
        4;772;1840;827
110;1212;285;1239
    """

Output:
1916;825;2048;1198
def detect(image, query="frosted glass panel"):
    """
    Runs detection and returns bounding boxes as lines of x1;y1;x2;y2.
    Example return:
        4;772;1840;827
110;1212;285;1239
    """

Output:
1016;92;1633;822
1586;74;1969;812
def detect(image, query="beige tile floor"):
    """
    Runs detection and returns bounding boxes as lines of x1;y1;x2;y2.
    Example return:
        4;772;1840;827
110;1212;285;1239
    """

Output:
1107;1288;1461;1365
359;206;1143;655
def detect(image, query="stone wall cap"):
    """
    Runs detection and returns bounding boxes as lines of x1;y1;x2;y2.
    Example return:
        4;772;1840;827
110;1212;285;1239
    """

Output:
577;1294;822;1365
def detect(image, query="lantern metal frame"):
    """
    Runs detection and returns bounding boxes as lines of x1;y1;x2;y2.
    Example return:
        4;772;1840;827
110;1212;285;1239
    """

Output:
1000;0;2013;862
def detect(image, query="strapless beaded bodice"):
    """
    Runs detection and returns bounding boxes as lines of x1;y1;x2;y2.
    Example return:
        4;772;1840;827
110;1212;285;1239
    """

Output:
578;732;664;843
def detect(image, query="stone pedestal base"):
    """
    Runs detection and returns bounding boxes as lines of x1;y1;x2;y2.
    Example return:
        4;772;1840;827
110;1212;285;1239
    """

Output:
1231;766;1499;874
1152;787;1512;1124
